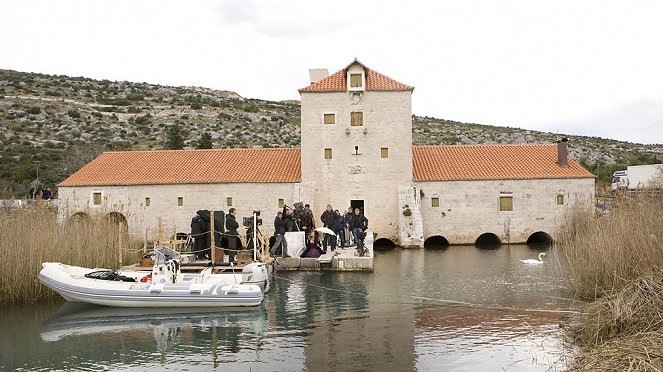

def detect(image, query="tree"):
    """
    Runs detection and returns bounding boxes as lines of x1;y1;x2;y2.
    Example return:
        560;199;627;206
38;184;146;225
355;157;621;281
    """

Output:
166;124;184;150
196;132;213;149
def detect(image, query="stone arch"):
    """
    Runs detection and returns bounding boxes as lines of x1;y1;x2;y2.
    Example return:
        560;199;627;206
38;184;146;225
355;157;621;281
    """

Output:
475;233;502;248
526;231;553;246
424;235;449;249
68;212;91;224
105;211;127;225
374;238;396;251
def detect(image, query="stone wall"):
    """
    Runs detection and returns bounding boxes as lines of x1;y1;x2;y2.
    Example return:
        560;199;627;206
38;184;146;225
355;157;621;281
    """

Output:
415;177;595;244
58;182;299;238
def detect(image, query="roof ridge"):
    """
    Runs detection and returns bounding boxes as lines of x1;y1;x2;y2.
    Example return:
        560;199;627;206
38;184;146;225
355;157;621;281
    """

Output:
102;147;299;154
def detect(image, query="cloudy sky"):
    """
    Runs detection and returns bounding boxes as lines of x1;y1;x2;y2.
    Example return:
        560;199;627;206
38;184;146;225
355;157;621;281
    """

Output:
3;0;663;144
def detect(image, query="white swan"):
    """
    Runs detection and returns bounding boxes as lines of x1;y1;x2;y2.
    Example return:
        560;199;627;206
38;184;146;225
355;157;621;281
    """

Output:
520;252;546;264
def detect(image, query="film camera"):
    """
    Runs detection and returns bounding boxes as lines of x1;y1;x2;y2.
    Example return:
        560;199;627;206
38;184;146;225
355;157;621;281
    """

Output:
242;210;262;227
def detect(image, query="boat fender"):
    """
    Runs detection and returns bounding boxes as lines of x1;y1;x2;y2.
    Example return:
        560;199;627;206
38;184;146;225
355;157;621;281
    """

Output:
140;273;152;283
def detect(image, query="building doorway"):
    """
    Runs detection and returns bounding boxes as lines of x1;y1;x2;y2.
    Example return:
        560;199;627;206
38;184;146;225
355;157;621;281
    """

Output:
350;199;364;213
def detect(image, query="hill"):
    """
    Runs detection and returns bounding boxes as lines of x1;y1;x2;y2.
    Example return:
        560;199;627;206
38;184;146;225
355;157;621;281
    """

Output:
1;69;661;197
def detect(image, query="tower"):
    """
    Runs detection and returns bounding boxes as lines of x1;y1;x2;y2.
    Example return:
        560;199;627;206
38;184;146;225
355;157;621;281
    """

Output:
298;60;414;242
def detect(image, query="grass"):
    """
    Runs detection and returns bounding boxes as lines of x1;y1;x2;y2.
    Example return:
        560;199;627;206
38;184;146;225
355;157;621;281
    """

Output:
0;203;142;304
556;195;663;371
557;195;663;299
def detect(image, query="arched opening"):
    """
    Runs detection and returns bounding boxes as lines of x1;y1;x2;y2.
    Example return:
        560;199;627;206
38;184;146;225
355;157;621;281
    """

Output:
68;212;91;224
475;233;502;249
106;211;127;225
527;231;553;244
526;231;553;248
424;235;449;249
374;238;396;251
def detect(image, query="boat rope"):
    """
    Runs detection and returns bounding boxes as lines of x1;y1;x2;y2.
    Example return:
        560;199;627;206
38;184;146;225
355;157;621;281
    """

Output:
271;274;585;316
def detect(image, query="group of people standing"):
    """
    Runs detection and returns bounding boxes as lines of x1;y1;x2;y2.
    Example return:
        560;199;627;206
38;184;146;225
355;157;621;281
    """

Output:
320;205;369;255
270;203;369;258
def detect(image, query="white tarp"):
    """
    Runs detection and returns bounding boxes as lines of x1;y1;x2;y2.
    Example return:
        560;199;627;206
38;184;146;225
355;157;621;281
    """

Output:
284;231;306;257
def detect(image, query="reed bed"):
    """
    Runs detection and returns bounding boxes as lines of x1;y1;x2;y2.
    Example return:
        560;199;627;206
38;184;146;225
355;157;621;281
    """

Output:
557;195;663;371
0;204;142;304
557;195;663;299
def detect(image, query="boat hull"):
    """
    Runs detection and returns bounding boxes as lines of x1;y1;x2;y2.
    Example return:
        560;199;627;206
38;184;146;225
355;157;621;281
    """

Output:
39;263;263;308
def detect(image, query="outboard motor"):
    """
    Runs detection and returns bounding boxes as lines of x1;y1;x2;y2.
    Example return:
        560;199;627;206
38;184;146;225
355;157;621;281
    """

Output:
152;246;181;284
241;262;269;292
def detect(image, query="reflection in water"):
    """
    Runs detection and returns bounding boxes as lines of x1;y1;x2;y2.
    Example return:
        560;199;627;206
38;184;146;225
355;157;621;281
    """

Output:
0;245;577;371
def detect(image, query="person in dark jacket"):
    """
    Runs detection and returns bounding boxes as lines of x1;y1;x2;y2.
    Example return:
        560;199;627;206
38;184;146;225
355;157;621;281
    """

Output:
320;204;335;251
270;211;290;257
349;208;369;256
344;207;354;246
299;204;315;237
225;208;240;263
332;210;346;249
283;205;296;232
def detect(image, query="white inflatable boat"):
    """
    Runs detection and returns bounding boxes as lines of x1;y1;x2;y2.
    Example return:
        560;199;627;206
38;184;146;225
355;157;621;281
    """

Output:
39;248;269;308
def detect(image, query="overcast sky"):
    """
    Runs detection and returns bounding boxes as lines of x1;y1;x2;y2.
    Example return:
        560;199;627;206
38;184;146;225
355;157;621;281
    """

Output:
3;0;663;144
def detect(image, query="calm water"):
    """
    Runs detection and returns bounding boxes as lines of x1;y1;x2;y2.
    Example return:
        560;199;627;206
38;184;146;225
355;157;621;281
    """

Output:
0;245;578;371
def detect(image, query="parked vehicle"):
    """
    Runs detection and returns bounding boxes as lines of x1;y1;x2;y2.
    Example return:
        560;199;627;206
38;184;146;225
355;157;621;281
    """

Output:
611;164;663;191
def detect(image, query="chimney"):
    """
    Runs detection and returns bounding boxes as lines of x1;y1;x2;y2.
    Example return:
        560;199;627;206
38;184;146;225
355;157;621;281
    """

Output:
309;69;329;84
557;138;568;168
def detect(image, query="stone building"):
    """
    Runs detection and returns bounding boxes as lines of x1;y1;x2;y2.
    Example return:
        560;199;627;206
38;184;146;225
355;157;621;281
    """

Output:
57;60;595;247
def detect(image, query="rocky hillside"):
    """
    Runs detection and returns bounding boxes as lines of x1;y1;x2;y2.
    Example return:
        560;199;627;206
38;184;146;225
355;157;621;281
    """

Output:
1;69;661;197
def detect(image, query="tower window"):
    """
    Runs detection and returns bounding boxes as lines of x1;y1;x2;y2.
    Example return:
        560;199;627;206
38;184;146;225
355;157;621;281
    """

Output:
278;199;285;208
431;197;440;208
92;192;102;205
177;197;184;207
351;111;363;126
556;194;565;205
145;197;151;206
227;197;233;206
324;148;333;159
323;113;336;124
350;73;363;88
381;147;389;158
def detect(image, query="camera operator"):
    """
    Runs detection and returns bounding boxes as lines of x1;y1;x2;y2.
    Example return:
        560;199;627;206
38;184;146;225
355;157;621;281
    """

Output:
225;208;240;263
282;204;296;232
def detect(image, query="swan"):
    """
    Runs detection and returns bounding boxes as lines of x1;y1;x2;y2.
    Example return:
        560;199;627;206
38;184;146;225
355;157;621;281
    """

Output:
520;252;546;264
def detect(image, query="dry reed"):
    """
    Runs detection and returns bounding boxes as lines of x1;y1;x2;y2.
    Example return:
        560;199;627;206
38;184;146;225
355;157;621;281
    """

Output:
570;275;663;371
0;204;142;303
557;195;663;371
556;195;663;299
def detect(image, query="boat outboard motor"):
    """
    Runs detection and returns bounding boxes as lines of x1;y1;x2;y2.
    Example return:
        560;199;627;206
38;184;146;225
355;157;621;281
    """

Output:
152;247;181;284
241;262;269;292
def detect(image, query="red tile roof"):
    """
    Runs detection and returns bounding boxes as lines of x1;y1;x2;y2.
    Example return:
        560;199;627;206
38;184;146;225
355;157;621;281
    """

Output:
299;60;414;93
413;144;595;181
58;148;301;186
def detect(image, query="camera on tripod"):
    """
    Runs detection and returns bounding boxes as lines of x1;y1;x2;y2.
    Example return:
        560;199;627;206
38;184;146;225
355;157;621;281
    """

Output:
242;210;262;228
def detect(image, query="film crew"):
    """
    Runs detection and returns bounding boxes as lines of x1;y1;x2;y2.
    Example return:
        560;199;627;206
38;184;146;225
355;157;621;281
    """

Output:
225;208;240;263
270;211;291;258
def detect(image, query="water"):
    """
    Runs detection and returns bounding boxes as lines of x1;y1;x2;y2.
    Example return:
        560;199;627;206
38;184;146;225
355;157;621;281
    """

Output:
0;245;578;371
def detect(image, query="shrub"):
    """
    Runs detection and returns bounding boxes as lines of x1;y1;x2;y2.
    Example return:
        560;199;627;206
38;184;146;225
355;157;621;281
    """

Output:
67;109;81;119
